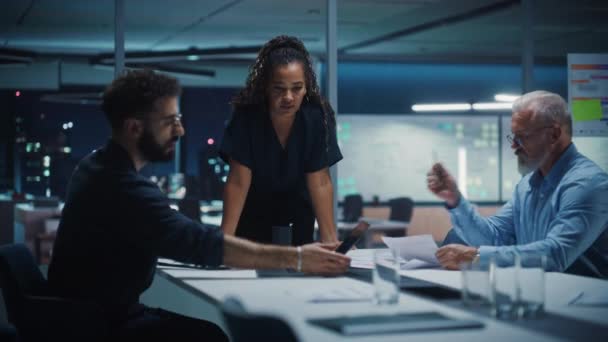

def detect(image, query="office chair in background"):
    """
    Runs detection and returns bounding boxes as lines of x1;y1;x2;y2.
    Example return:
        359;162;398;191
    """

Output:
342;194;363;223
0;243;107;341
0;322;17;342
388;197;414;222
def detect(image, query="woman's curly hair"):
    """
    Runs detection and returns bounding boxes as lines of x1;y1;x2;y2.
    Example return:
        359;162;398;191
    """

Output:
232;35;335;127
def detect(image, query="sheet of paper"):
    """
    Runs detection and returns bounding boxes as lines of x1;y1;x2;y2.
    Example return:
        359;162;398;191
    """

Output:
162;268;258;279
347;249;376;269
401;258;440;270
382;235;440;265
288;286;373;303
157;258;197;268
347;248;439;270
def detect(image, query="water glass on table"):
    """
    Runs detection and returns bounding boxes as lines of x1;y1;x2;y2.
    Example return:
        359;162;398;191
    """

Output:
490;255;518;319
517;252;546;318
373;249;400;305
460;259;492;311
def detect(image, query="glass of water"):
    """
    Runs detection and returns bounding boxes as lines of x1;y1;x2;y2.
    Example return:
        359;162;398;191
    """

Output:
372;248;400;305
517;252;546;318
460;259;492;310
490;254;519;319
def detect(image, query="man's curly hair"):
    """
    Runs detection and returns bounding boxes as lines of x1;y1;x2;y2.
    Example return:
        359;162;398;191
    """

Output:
102;69;181;130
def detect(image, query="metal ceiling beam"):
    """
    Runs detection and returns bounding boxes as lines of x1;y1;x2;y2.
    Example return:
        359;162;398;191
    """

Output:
90;46;261;64
339;0;521;53
125;63;215;79
114;0;125;77
0;48;37;63
326;0;339;228
319;53;566;65
521;0;534;92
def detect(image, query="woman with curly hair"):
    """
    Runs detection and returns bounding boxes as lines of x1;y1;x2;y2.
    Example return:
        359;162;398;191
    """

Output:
219;35;342;246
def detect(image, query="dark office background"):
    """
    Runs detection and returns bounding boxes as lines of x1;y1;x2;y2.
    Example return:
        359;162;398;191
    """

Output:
0;61;566;200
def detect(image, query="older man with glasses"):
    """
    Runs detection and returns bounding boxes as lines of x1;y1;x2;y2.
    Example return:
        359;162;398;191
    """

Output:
426;90;608;278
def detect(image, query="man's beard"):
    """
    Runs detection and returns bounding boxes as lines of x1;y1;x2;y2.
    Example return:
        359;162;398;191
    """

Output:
516;149;549;176
138;129;177;162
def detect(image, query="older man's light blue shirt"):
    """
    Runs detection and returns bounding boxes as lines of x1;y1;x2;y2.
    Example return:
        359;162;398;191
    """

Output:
449;144;608;276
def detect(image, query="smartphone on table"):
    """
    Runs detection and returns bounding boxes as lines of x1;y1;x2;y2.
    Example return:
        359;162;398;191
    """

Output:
335;221;370;254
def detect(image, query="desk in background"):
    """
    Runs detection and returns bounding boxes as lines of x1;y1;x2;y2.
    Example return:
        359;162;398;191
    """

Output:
201;215;408;247
13;203;61;263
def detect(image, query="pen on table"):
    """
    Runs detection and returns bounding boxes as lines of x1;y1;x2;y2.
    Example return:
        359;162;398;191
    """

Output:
308;298;371;304
568;291;584;305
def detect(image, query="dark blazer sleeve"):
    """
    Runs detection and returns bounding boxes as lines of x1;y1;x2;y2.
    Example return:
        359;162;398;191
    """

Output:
117;175;224;267
219;112;253;168
304;104;343;173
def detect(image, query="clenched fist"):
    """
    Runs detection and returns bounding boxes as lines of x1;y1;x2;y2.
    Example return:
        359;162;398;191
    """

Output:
427;163;461;208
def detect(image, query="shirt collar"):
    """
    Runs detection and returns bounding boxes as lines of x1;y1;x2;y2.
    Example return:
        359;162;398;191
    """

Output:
104;139;137;172
528;143;577;188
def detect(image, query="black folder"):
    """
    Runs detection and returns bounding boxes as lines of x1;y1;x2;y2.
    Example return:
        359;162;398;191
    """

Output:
308;311;483;336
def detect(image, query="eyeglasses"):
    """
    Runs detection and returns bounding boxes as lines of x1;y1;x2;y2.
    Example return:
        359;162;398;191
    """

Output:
137;113;183;128
506;125;554;147
158;113;183;127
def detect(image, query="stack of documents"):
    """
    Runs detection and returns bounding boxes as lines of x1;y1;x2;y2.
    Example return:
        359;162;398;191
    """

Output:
347;235;440;270
382;235;440;269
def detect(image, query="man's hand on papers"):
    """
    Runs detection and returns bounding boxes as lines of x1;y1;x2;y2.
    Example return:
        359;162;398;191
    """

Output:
435;244;477;270
302;242;351;275
427;163;461;208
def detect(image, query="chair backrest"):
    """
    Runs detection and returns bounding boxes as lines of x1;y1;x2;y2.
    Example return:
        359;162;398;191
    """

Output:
221;297;299;342
388;197;414;222
0;244;108;340
0;322;18;342
342;194;363;223
0;244;48;327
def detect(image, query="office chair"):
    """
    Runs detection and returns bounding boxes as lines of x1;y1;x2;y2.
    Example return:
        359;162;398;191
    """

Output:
388;197;414;222
221;297;299;342
0;322;17;342
0;244;107;341
342;194;363;223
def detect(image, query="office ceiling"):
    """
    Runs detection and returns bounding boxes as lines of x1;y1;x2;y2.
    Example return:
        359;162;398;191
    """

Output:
1;0;607;89
2;0;608;60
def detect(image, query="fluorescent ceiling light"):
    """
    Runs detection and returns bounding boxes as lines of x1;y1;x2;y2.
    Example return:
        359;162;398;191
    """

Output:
472;102;513;110
494;93;520;102
412;103;471;112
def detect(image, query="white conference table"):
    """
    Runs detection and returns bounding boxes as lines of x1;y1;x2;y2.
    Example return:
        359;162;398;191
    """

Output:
152;261;608;342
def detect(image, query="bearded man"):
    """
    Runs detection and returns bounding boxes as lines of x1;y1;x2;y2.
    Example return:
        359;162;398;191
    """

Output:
427;90;608;279
48;70;349;340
